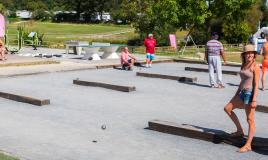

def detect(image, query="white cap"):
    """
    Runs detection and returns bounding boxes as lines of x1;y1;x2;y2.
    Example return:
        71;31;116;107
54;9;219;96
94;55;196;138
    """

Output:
148;33;153;37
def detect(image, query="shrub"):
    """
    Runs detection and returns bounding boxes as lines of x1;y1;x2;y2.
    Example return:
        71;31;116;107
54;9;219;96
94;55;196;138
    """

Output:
33;9;52;21
127;38;143;46
222;21;251;44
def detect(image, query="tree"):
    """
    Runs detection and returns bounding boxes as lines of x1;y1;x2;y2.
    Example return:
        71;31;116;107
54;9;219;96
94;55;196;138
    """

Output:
56;0;112;22
222;21;251;43
260;0;268;27
42;0;56;10
95;0;110;21
176;0;210;32
0;0;14;11
245;0;263;32
188;0;258;44
0;3;6;14
26;0;47;11
110;0;139;24
202;0;257;41
56;0;83;21
117;0;210;45
117;0;257;45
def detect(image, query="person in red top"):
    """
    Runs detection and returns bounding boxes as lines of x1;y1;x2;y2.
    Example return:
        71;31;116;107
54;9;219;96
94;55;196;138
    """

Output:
144;33;156;67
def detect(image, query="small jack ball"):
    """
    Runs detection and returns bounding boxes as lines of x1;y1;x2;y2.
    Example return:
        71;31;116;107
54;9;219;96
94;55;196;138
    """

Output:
101;125;106;130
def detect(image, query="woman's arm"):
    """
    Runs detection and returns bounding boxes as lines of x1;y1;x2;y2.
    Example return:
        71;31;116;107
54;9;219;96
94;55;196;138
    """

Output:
251;64;260;108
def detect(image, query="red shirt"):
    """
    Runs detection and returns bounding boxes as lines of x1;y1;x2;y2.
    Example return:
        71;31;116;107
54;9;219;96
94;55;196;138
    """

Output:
144;38;156;54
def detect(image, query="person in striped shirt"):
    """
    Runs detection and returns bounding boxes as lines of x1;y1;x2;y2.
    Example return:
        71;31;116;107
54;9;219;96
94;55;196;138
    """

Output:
205;32;227;88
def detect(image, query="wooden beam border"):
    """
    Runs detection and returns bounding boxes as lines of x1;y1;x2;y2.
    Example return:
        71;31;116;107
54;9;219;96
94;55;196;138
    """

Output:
73;79;136;92
185;67;239;75
148;120;268;149
0;92;50;106
136;72;197;83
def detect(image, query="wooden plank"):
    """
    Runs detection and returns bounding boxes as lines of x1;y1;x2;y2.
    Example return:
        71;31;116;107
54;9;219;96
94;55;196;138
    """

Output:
238;105;268;113
174;59;241;67
0;60;60;67
149;59;174;64
0;71;50;78
256;105;268;113
73;79;136;92
185;67;239;75
96;64;121;69
136;72;197;82
0;92;50;106
96;59;174;69
148;120;268;149
148;120;215;142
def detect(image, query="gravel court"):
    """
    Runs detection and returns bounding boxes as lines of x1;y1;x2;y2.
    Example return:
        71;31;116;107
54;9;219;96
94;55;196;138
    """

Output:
0;62;267;160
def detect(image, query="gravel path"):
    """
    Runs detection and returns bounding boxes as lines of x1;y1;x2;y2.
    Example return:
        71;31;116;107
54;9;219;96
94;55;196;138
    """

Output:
0;62;267;160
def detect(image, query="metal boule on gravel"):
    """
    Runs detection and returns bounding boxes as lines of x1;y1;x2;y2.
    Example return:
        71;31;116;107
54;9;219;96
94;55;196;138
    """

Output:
101;125;106;130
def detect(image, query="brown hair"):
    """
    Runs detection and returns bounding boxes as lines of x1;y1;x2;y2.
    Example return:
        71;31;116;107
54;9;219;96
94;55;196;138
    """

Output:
241;51;257;70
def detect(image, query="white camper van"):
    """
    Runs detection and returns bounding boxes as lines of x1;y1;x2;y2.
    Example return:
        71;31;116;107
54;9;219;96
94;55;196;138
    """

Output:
253;27;268;54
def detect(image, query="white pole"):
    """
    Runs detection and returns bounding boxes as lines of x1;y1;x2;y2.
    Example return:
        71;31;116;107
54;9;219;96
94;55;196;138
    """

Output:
181;36;190;56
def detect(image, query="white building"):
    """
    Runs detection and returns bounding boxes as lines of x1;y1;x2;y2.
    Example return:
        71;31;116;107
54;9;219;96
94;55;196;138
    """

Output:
53;11;112;22
16;10;32;19
91;12;112;22
253;27;268;53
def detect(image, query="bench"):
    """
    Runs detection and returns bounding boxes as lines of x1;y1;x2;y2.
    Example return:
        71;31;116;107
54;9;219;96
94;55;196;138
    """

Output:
90;42;119;59
102;46;119;59
82;47;101;60
92;42;110;47
65;41;89;55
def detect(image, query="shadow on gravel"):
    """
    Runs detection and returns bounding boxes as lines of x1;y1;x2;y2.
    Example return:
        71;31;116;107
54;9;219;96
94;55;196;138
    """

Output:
134;62;146;68
227;83;239;87
113;62;146;71
187;125;268;155
181;82;211;88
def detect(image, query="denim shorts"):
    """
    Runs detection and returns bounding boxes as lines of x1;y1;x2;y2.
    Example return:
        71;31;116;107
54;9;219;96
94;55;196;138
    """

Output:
239;89;253;105
146;53;155;60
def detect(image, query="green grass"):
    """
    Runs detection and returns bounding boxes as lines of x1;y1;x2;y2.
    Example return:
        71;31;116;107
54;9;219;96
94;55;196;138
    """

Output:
5;21;192;48
6;21;135;47
0;153;19;160
7;21;132;35
176;50;263;63
4;20;247;59
225;53;262;63
131;45;262;64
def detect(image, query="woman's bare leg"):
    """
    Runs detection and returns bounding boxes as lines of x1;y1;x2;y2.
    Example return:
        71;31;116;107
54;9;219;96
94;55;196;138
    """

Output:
239;106;255;152
224;96;244;135
262;70;266;90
